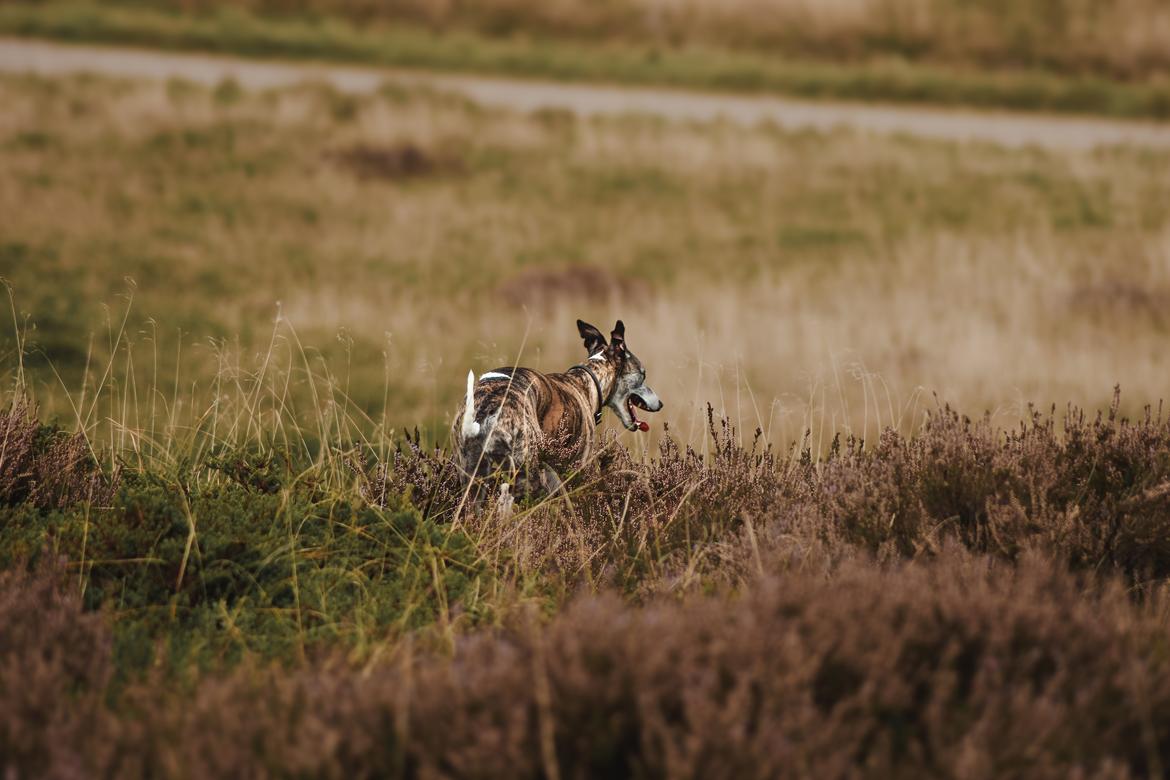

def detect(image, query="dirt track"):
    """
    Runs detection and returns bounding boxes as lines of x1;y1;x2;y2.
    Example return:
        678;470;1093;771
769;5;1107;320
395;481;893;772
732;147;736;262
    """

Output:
4;37;1170;151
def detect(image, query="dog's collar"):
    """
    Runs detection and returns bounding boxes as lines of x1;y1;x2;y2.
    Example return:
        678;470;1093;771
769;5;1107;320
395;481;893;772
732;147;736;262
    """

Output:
572;363;612;426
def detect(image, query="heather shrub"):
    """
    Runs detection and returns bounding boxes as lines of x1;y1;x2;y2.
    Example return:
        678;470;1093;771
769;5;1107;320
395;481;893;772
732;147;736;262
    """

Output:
369;410;790;591
574;414;788;589
11;548;1166;778
4;394;1170;775
357;429;465;521
818;409;1044;557
0;399;118;511
1047;400;1170;581
365;394;1170;591
813;393;1170;584
0;559;112;779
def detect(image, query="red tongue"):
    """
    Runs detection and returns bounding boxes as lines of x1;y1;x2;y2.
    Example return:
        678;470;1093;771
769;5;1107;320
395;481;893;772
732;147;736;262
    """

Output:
636;421;649;432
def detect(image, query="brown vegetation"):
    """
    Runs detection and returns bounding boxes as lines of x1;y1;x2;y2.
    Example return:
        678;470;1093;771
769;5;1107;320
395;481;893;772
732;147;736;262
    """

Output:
495;265;652;311
349;393;1170;592
329;141;466;181
166;0;1170;80
0;399;118;510
4;325;1170;777
9;396;1170;777
0;553;1157;778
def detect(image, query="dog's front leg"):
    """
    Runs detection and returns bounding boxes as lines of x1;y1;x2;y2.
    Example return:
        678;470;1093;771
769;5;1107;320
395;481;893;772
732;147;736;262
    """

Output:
539;465;566;498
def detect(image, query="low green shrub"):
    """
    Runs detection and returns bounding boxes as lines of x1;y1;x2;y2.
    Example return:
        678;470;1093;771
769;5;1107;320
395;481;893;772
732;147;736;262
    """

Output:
1;436;490;669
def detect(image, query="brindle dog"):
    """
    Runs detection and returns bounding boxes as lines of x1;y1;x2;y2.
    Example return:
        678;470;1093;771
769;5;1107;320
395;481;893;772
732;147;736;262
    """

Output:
452;319;662;495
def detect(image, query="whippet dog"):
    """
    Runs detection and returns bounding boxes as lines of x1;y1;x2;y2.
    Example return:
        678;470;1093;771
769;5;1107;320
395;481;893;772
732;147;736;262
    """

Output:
453;319;663;495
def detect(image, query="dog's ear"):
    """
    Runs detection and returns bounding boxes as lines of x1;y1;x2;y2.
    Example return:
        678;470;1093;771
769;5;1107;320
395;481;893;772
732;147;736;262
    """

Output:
610;320;626;351
577;319;607;354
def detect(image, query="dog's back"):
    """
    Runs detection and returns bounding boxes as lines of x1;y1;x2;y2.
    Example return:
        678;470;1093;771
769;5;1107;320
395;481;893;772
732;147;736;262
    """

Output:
452;319;661;497
452;367;545;481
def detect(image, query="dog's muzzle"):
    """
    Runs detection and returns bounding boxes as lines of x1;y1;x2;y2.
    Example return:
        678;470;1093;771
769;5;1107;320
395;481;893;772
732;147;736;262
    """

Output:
626;389;663;432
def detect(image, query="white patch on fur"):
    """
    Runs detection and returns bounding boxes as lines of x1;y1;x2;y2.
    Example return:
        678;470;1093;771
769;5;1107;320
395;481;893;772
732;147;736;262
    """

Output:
588;352;606;362
479;371;511;381
493;482;514;519
461;370;481;438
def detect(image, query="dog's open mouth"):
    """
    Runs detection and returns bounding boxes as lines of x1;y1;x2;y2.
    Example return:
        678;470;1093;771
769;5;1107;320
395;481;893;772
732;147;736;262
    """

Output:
627;394;650;432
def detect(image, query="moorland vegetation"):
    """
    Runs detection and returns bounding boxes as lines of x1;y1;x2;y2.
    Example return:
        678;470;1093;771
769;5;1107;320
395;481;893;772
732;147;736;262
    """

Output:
4;72;1170;777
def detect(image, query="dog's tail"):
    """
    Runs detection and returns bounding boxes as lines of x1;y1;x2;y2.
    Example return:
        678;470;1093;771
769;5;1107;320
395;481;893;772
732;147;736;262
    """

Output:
461;370;482;438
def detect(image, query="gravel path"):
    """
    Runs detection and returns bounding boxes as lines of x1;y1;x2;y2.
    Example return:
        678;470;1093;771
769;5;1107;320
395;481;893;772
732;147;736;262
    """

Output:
4;37;1170;151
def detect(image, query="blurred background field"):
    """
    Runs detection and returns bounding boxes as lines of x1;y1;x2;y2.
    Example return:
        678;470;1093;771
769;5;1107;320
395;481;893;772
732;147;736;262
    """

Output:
4;0;1170;116
3;71;1170;452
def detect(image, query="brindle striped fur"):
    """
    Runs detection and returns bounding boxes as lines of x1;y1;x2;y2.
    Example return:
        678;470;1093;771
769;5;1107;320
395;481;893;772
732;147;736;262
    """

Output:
452;319;661;496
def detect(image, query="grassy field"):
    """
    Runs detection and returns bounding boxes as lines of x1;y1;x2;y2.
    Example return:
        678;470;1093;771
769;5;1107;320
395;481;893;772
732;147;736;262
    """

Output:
5;0;1170;118
5;73;1170;775
69;0;1170;78
5;73;1170;450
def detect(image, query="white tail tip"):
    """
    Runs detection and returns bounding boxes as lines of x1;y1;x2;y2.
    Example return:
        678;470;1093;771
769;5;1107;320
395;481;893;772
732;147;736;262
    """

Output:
461;370;481;438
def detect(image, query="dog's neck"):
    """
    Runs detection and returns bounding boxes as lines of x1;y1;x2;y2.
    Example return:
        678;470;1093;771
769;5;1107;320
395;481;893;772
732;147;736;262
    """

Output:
570;353;620;414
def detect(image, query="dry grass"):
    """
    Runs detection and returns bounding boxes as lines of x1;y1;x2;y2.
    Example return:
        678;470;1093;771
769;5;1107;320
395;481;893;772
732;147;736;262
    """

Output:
141;0;1170;80
3;73;1168;453
7;2;1170;117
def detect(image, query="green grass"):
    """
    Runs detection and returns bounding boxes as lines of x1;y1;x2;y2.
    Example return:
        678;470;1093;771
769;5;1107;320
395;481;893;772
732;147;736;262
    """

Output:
4;72;1170;448
3;468;489;671
5;1;1170;118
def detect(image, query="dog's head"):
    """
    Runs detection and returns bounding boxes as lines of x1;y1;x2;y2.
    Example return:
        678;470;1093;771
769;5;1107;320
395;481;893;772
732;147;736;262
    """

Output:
577;319;663;432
